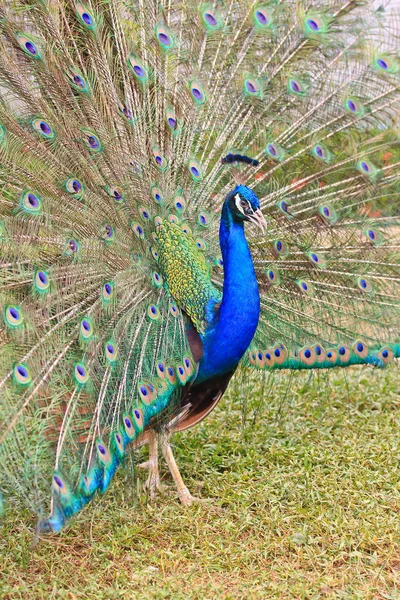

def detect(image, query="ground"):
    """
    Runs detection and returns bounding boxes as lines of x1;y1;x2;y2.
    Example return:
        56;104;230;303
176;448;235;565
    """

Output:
1;365;399;599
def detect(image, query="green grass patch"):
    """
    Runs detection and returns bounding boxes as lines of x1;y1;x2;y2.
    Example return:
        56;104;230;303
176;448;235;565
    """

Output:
1;365;399;599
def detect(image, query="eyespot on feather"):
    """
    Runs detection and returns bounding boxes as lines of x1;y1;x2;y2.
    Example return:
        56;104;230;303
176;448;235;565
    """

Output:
344;96;365;117
248;351;257;366
131;222;145;239
326;350;337;364
176;364;187;385
102;282;114;303
313;344;326;363
183;356;194;377
277;199;293;218
139;207;151;222
319;205;338;225
132;408;144;434
243;76;263;98
123;414;137;440
311;143;332;163
96;441;112;466
151;185;164;205
188;158;204;181
174;191;186;212
65;238;80;256
189;79;207;105
266;268;281;286
4;305;23;328
169;303;179;317
13;363;32;386
156;361;166;379
20;191;42;215
264;351;275;368
201;5;223;31
15;32;42;59
147;304;161;321
357;276;373;293
299;347;316;366
296;280;314;296
256;350;265;368
166;366;177;385
67;68;89;93
307;251;326;269
32;118;55;140
287;76;307;97
166;106;179;133
138;381;157;404
112;431;125;458
76;4;97;30
82;128;102;152
65;178;85;198
272;344;287;365
105;341;118;364
179;223;190;236
377;347;394;365
34;270;50;294
152;146;168;171
357;159;380;180
74;362;89;385
253;6;273;29
195;238;207;251
265;142;285;161
337;345;351;363
152;271;163;288
168;214;178;224
353;340;368;359
364;227;383;246
198;211;210;227
105;186;124;202
274;240;289;258
128;54;149;83
302;12;330;36
80;317;94;342
100;224;115;243
373;54;399;75
155;23;175;50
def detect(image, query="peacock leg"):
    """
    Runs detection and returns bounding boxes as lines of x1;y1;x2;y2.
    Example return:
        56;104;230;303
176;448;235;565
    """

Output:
138;430;164;499
160;435;206;507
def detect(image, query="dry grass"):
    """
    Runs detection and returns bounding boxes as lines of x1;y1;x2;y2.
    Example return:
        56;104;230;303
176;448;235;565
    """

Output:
1;365;400;599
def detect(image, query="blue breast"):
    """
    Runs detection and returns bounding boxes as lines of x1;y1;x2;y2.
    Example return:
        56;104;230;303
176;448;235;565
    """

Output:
196;202;260;382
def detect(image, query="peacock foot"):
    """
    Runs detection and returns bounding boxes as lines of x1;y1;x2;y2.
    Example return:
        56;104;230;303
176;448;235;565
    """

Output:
139;460;164;499
138;431;164;499
160;436;213;506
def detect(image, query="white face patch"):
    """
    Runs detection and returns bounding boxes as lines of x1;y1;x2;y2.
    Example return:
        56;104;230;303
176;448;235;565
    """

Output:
235;193;250;215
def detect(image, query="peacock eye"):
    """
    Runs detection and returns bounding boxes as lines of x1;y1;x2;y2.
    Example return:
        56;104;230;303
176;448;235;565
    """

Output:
240;199;247;208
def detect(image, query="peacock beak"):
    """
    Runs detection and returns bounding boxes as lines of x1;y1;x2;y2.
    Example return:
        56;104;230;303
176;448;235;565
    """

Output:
248;208;267;233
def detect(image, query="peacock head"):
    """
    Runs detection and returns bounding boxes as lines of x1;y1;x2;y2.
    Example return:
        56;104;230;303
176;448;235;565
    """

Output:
228;184;267;232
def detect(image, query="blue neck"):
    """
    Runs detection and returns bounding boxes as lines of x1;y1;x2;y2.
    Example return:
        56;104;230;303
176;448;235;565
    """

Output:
196;200;260;382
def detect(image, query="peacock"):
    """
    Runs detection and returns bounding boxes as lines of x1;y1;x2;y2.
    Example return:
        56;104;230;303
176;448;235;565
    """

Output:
0;0;399;534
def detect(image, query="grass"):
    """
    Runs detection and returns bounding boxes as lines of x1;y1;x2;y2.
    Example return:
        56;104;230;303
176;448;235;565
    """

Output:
1;365;399;599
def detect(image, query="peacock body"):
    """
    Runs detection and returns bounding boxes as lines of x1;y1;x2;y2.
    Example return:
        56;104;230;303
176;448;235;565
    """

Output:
0;0;399;533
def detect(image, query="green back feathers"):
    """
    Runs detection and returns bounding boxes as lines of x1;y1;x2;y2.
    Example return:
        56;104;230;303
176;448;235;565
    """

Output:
157;221;220;332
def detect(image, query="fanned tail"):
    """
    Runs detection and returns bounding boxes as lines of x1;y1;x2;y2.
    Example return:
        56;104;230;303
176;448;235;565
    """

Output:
0;0;399;531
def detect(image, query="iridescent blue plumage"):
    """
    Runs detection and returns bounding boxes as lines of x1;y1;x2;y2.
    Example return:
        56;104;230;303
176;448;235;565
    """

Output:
197;186;262;382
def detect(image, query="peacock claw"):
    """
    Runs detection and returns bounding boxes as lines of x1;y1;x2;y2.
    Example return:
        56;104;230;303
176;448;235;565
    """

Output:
160;436;215;507
177;487;213;507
